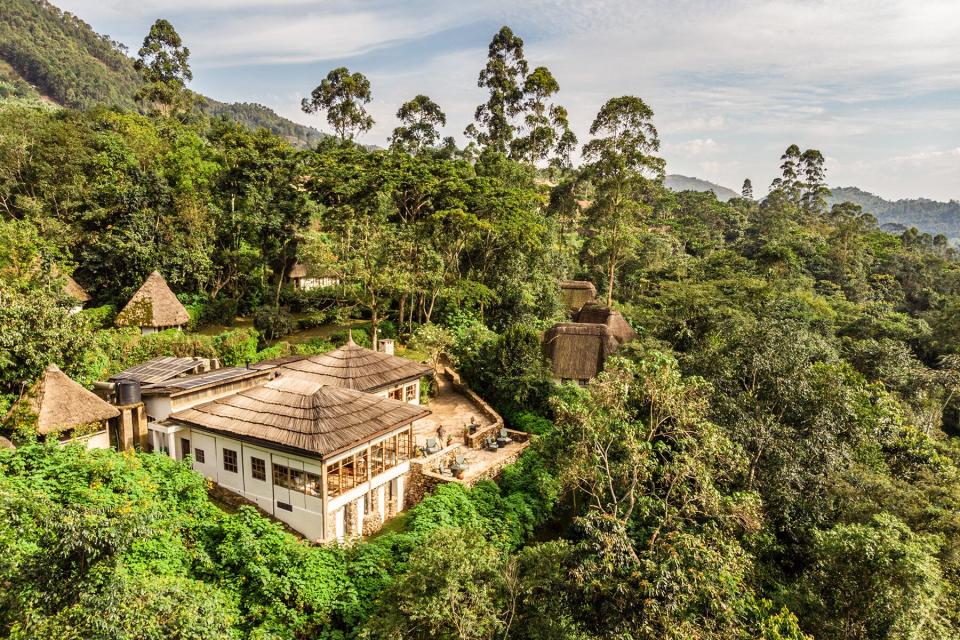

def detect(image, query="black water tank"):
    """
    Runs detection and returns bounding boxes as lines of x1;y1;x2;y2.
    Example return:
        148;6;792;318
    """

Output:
115;379;142;405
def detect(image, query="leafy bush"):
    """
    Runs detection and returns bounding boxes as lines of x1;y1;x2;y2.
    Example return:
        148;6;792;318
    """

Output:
296;312;332;331
78;304;116;329
212;329;259;367
509;411;555;436
331;327;371;347
293;338;335;356
204;298;239;326
252;341;293;363
378;319;397;339
184;302;205;330
252;306;294;342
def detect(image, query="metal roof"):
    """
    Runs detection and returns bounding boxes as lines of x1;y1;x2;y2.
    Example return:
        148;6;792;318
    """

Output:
142;367;269;394
109;357;206;384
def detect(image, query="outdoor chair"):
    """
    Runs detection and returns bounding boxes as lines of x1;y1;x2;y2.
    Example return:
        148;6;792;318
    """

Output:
485;436;499;451
499;428;513;444
425;438;440;455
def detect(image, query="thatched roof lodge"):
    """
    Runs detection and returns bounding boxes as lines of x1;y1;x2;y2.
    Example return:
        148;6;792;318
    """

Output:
543;305;637;383
52;266;91;313
173;376;429;459
63;273;91;304
280;334;432;399
115;271;190;334
6;364;119;447
288;262;339;290
560;280;597;312
164;373;431;541
543;323;620;382
573;303;637;345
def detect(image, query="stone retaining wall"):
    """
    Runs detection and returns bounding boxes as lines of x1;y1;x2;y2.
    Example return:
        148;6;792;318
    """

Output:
441;366;505;449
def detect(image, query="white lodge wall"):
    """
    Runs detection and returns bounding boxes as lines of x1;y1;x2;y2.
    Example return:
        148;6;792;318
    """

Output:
173;424;413;542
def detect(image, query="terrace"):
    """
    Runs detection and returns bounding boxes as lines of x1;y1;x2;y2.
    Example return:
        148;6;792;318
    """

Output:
409;368;532;492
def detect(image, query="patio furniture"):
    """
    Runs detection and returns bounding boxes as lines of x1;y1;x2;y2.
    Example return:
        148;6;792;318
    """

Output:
484;436;499;451
425;438;440;455
499;428;513;444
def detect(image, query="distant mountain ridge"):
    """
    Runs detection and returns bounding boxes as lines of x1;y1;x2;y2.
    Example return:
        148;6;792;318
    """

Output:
0;0;324;147
665;174;741;201
665;174;960;241
827;186;960;240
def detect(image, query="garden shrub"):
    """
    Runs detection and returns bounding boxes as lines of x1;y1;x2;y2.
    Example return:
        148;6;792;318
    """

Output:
293;338;335;356
212;329;259;367
252;306;294;343
331;327;370;347
204;298;239;326
79;304;116;329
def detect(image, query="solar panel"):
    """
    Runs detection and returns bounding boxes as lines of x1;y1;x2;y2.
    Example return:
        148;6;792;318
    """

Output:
161;367;255;390
110;357;204;384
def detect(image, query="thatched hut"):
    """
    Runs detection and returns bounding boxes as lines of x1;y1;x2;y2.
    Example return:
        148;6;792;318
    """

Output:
169;375;431;541
288;263;339;290
6;364;119;447
280;333;432;401
573;303;637;346
52;266;91;314
560;280;597;312
543;323;619;383
115;271;190;334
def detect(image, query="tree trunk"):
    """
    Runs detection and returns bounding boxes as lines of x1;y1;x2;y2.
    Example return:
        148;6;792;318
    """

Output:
607;259;615;307
371;294;379;352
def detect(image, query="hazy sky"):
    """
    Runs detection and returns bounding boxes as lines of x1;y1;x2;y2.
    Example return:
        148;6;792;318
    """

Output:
56;0;960;201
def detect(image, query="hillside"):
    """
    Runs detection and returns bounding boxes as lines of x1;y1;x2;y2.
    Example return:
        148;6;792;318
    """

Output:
829;186;960;240
665;174;740;201
0;0;324;147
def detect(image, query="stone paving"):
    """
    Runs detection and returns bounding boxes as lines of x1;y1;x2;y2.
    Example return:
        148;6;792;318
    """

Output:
411;373;529;483
413;374;492;450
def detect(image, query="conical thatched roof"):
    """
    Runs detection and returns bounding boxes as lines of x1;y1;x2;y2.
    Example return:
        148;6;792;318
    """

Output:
573;303;637;346
115;271;189;329
51;265;91;303
288;262;308;278
280;335;432;393
8;364;119;436
560;280;596;312
172;376;430;458
63;274;91;303
543;323;618;381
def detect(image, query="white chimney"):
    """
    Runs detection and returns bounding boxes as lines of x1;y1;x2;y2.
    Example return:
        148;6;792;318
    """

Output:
379;339;395;355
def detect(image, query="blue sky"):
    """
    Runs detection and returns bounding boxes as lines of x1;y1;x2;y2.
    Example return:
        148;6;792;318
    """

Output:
57;0;960;201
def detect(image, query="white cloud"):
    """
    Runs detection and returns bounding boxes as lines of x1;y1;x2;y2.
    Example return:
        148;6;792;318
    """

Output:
52;0;960;200
666;138;725;158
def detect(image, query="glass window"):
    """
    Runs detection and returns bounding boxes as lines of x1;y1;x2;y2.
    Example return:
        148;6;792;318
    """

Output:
273;463;289;488
355;449;368;482
405;384;417;401
305;471;322;497
195;448;205;463
389;387;403;400
223;448;238;473
341;457;355;491
371;442;384;477
181;438;191;457
251;457;266;481
327;460;341;497
398;429;411;462
290;468;305;493
385;435;397;468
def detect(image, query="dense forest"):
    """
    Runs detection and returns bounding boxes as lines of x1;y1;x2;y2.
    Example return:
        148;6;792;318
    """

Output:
3;6;960;640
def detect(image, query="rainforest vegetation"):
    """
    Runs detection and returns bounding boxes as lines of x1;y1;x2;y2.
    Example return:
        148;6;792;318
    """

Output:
3;7;960;640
